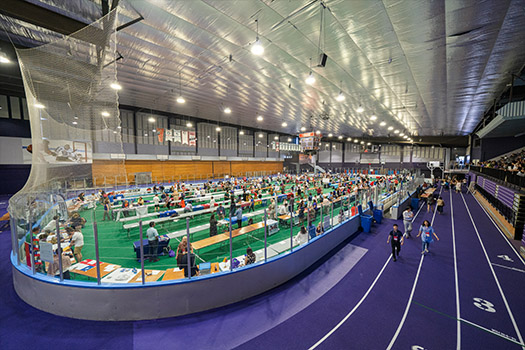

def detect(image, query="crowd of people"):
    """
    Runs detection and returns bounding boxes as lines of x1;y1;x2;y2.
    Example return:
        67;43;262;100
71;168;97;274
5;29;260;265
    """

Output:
28;170;418;280
478;148;525;176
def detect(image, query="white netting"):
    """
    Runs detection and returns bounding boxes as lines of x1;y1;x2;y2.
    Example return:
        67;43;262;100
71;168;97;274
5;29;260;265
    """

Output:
9;9;124;219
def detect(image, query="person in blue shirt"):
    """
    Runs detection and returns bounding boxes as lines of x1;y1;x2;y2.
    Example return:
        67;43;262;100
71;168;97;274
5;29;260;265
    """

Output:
216;203;226;220
146;222;160;262
417;220;440;254
235;206;243;229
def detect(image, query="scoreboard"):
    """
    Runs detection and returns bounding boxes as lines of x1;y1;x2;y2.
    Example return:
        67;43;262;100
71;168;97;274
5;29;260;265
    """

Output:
299;132;321;152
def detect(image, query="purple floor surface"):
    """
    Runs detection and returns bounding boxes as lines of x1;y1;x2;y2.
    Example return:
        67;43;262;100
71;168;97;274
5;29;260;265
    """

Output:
1;190;524;350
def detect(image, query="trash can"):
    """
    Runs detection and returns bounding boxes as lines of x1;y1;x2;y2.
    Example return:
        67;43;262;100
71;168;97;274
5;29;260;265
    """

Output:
411;198;419;210
361;216;372;233
373;209;383;224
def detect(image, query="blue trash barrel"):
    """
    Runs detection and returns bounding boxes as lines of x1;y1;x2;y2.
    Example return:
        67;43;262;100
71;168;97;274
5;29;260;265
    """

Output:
411;198;419;210
361;216;372;233
373;209;383;224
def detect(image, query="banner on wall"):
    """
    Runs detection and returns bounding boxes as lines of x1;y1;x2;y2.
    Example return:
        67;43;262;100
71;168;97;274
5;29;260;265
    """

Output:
157;128;165;143
22;139;93;164
165;129;173;142
173;130;182;143
163;129;195;146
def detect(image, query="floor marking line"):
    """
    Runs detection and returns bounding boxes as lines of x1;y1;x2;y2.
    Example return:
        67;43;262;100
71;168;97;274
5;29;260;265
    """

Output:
461;193;525;347
491;263;525;274
450;188;461;349
411;301;523;346
386;254;425;350
386;186;442;350
308;199;425;350
471;193;525;267
308;255;392;350
459;318;523;346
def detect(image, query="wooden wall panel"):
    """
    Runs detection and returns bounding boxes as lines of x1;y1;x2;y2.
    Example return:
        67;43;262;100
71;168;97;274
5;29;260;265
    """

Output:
212;161;230;177
92;160;282;185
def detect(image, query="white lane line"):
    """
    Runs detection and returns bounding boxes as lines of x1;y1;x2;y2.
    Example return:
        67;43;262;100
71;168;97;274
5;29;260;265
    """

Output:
386;254;424;350
491;263;525;274
308;255;392;350
461;193;525;347
309;196;427;349
459;318;523;346
471;193;525;267
450;188;461;349
386;186;442;350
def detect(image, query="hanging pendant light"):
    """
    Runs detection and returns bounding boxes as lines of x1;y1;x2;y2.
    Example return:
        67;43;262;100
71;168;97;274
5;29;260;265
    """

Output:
305;58;315;85
177;71;185;104
251;19;264;55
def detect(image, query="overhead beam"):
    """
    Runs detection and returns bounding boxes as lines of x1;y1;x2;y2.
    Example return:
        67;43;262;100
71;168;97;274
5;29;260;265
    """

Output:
0;0;89;36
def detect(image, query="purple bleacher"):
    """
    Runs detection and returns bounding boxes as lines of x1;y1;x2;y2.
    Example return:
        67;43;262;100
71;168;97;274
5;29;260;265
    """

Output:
496;185;516;209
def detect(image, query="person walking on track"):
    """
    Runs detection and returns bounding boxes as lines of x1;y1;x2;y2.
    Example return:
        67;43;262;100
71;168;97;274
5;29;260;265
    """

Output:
387;224;404;262
402;206;414;239
417;220;439;254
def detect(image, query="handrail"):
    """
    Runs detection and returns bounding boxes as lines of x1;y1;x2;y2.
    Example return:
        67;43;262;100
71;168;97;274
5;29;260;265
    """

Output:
470;166;525;190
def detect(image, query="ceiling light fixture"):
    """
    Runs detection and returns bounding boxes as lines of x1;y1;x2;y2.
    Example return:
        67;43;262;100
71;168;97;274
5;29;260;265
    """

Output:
148;117;156;123
239;130;245;135
216;126;221;132
394;129;400;134
367;142;371;146
110;82;122;90
282;122;288;127
316;130;321;135
305;58;315;85
400;133;405;137
356;105;364;113
338;135;343;140
387;126;394;131
176;72;185;104
328;133;333;137
354;139;359;143
380;121;386;126
287;138;292;142
224;107;231;114
347;137;351;141
274;136;279;140
186;122;193;128
251;19;264;55
360;141;365;145
257;115;263;121
300;127;306;132
370;115;377;121
259;133;264;138
72;121;78;125
101;111;110;117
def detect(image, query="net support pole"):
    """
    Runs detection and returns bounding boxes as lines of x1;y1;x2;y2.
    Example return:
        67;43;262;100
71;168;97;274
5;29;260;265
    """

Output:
139;221;145;285
29;210;35;275
307;207;310;242
56;217;63;282
330;202;334;227
229;211;233;272
290;208;293;252
264;208;268;262
186;218;191;279
92;211;101;285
